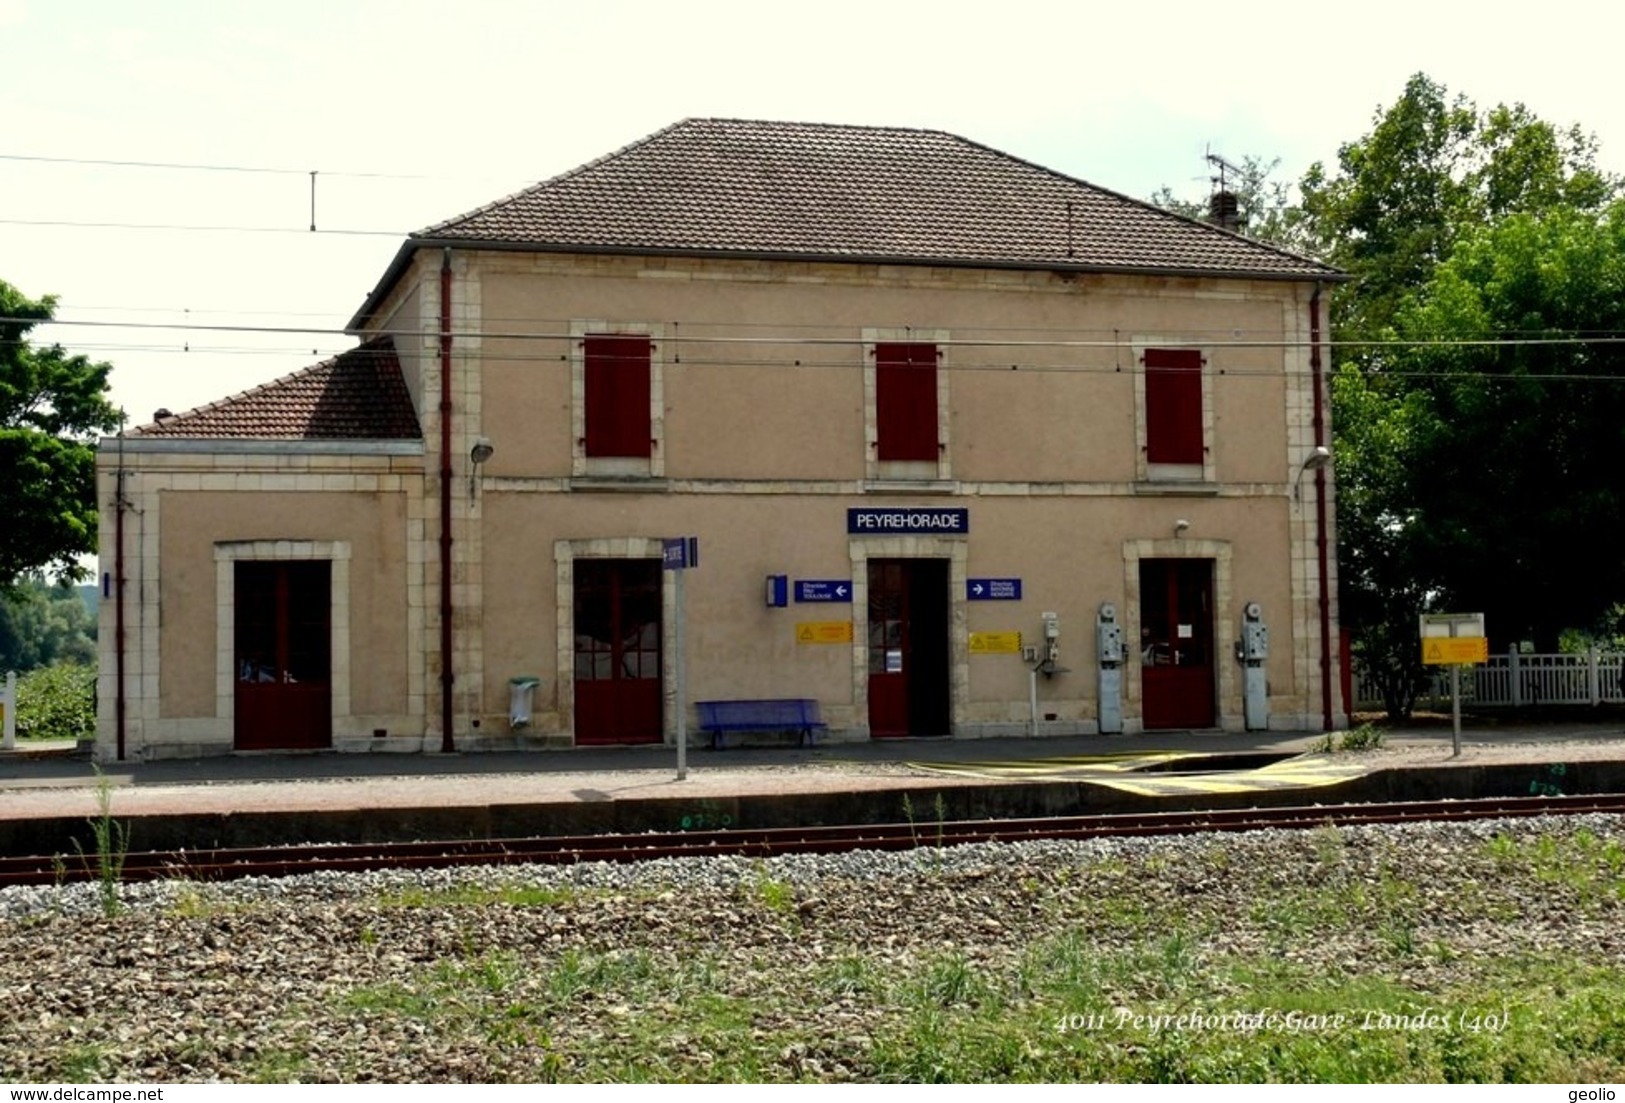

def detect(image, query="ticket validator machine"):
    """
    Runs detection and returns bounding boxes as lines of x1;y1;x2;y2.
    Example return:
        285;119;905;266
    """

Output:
1096;602;1125;734
1238;602;1269;730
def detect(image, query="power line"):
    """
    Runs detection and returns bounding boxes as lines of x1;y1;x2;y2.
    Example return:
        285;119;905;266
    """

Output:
0;218;402;236
33;301;1625;341
0;152;422;179
7;343;1625;387
9;314;1625;353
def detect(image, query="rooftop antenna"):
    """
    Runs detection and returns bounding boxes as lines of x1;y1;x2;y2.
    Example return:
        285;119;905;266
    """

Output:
1203;146;1244;232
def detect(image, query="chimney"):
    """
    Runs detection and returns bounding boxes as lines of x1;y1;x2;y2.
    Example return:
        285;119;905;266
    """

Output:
1208;190;1241;232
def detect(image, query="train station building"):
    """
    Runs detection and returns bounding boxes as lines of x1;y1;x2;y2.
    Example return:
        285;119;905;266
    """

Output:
95;118;1349;760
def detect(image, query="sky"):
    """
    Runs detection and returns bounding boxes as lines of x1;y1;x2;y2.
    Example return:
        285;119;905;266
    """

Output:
4;0;1623;430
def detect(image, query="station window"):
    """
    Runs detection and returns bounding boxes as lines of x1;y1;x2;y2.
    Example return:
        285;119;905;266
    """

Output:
1144;347;1204;466
583;334;653;458
571;323;664;478
874;341;940;462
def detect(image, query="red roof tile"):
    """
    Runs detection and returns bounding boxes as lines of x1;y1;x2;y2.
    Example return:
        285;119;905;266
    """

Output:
131;338;420;441
417;118;1340;279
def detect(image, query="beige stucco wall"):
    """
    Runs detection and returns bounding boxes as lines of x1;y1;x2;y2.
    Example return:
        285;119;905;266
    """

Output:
473;258;1294;487
372;248;1341;743
475;488;1305;738
157;491;410;718
97;246;1339;758
93;445;427;760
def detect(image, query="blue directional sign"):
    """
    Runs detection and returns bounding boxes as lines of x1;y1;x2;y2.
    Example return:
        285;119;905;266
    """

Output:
661;536;698;570
967;578;1022;601
795;580;852;603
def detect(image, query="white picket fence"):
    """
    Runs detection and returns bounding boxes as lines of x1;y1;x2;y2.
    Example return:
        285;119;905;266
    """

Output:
1354;649;1625;711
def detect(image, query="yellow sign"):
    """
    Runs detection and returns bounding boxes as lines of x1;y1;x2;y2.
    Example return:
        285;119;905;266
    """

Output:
969;631;1023;654
796;621;853;644
1422;637;1488;665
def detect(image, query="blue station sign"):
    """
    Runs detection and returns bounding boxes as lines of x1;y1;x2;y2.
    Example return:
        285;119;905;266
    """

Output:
661;537;698;570
796;580;852;603
847;508;969;535
967;578;1022;601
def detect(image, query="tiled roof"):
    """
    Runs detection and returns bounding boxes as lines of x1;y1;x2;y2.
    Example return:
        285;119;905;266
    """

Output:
416;118;1340;279
130;338;421;440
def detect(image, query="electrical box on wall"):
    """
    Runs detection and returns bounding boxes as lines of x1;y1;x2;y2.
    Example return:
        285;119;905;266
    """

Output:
765;575;788;608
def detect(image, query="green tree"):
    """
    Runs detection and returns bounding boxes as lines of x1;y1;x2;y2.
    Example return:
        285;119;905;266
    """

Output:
1329;367;1435;718
0;280;121;586
1311;77;1624;712
0;575;97;672
1299;73;1615;348
1383;204;1625;650
1154;74;1624;716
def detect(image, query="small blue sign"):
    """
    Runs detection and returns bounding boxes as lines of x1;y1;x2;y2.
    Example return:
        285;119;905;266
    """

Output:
848;507;969;535
967;578;1022;601
765;575;789;608
661;536;698;570
795;580;852;603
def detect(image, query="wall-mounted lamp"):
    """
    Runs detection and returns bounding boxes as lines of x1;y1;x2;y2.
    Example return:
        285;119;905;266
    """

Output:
1174;518;1190;537
469;436;494;497
1293;445;1332;501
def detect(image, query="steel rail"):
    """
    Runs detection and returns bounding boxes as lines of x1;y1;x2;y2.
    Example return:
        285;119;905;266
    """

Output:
4;792;1624;888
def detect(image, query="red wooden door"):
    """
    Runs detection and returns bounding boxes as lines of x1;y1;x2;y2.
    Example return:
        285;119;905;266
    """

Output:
1139;558;1216;729
573;559;663;744
867;559;949;737
234;560;332;750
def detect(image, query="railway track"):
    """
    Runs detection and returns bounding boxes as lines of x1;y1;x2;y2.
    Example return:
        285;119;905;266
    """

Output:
4;791;1623;888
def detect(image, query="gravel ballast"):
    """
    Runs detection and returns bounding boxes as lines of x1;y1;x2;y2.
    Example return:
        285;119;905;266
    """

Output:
5;812;1625;1082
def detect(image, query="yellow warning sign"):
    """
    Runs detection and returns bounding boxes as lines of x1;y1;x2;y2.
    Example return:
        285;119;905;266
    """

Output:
1422;637;1488;665
796;621;853;644
969;631;1023;654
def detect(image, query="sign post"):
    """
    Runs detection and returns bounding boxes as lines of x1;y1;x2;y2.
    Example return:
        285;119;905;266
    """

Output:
662;537;698;781
1420;613;1488;757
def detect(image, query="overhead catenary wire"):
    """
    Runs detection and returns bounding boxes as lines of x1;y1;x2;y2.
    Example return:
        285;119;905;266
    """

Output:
29;302;1625;341
4;337;1624;386
0;151;528;184
6;313;1625;354
0;217;404;237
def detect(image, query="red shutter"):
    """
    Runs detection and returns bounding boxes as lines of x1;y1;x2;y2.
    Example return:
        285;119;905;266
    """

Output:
875;342;939;462
584;335;652;457
1145;348;1203;464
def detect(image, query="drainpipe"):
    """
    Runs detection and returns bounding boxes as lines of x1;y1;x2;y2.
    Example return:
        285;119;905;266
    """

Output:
114;429;127;761
1310;285;1334;731
439;248;456;753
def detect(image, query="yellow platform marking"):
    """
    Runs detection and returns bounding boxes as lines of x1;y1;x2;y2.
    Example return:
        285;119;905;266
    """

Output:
908;752;1373;796
910;752;1198;777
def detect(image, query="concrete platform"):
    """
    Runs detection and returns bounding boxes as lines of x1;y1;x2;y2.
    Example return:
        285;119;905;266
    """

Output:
2;722;1623;858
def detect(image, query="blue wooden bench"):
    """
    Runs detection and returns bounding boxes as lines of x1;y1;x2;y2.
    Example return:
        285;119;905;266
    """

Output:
696;699;826;750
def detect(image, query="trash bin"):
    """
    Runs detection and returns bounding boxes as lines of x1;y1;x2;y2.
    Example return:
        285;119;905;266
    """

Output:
508;676;540;730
